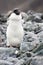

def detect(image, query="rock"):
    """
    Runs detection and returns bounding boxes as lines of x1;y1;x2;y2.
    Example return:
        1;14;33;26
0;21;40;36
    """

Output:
0;47;19;62
32;13;42;17
41;15;43;20
7;57;19;64
0;14;7;23
33;17;41;23
0;37;2;43
30;56;43;65
27;10;35;15
20;32;39;52
0;59;13;65
15;59;24;65
23;20;42;34
34;24;41;34
37;31;43;43
23;21;33;32
27;15;35;21
23;21;34;32
0;22;7;46
0;17;7;23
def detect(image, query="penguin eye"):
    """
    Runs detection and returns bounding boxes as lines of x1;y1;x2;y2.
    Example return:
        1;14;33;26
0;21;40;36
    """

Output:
13;9;20;15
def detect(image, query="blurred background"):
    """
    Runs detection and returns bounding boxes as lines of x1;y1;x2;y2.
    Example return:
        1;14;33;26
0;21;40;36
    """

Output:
0;0;43;13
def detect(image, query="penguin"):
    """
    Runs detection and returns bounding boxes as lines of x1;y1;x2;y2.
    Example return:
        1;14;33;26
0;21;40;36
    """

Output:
6;8;24;48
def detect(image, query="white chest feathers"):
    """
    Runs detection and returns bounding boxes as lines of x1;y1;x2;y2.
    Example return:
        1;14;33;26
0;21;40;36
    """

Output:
6;13;24;47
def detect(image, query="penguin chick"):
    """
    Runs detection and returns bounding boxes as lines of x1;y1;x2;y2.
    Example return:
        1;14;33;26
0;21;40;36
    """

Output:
6;9;24;47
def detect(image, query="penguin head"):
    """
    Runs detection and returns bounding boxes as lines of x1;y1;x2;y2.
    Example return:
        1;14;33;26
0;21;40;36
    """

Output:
8;8;22;21
13;8;20;15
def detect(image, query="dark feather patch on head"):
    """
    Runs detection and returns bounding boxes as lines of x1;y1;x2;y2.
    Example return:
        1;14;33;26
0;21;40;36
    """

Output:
13;8;20;15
